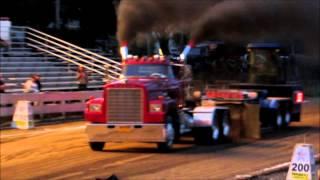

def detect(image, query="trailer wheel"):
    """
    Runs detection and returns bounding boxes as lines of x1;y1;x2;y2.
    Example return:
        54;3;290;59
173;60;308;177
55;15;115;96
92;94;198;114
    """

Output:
282;111;291;128
157;116;175;151
89;142;105;151
221;111;231;141
272;110;283;130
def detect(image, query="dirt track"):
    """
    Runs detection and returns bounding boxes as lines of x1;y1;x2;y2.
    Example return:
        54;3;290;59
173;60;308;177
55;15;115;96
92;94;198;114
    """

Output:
0;98;319;180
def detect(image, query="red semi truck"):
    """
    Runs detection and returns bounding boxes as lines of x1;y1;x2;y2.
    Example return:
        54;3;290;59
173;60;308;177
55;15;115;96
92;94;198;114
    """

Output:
85;42;303;151
85;55;194;151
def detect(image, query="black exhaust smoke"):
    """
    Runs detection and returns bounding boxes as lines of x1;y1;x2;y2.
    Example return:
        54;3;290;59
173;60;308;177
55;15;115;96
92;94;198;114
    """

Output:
116;0;215;43
117;0;319;55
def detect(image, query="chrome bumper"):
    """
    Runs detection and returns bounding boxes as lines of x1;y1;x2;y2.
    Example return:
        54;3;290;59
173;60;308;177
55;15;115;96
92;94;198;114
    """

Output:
86;123;166;143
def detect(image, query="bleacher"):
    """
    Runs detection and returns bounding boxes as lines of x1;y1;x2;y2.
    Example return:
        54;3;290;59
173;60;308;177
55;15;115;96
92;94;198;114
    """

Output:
0;26;121;93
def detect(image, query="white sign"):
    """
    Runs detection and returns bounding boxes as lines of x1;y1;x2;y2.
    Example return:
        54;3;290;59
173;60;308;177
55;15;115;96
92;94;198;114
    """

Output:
286;143;318;180
12;100;34;129
0;18;11;41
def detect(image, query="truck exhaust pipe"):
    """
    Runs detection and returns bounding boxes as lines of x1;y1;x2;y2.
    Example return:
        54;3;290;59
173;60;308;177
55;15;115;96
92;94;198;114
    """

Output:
120;41;129;60
180;40;195;61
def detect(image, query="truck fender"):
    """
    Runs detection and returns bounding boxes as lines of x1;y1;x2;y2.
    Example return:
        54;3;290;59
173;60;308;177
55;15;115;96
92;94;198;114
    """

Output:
191;106;229;127
260;99;280;109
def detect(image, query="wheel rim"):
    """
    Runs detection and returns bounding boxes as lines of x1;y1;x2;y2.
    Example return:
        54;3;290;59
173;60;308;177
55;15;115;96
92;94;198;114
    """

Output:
212;126;220;140
223;122;230;137
166;123;175;146
222;113;230;137
276;113;283;127
285;112;291;123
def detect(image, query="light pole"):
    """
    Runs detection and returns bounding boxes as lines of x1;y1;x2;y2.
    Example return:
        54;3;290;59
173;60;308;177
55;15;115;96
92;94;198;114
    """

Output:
55;0;61;29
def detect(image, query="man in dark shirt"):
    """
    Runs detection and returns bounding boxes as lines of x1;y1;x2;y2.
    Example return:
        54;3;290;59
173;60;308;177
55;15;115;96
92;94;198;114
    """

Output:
34;74;42;92
0;76;5;93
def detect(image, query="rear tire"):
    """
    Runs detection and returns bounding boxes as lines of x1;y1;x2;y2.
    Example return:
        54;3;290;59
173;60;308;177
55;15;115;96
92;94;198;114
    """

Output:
193;122;221;145
89;142;105;151
221;111;231;141
193;110;231;145
281;111;291;128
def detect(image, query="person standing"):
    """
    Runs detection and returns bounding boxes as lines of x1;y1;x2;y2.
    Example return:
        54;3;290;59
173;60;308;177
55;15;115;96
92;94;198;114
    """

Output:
23;74;39;93
34;74;42;92
76;66;88;90
0;75;5;93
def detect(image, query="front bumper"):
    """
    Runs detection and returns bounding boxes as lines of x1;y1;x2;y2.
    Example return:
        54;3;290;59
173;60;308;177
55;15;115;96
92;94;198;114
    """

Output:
86;123;166;143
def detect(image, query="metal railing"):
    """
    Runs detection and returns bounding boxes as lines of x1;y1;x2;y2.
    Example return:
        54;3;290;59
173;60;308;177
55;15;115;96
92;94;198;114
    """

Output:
11;26;121;80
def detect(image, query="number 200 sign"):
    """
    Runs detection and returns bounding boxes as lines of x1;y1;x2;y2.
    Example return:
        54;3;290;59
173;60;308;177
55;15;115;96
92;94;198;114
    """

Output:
286;144;318;180
291;163;310;172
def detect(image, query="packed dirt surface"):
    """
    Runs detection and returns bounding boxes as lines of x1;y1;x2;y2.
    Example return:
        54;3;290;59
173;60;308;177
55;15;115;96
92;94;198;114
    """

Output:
1;98;319;180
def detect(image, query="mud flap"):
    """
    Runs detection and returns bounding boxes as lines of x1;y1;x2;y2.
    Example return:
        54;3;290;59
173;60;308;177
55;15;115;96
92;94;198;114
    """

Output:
242;103;260;139
227;104;243;141
225;103;260;140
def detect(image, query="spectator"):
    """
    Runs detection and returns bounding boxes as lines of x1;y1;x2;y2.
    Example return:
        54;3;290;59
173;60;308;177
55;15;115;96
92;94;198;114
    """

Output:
23;74;39;93
76;66;88;90
0;38;10;57
34;74;42;92
0;75;5;93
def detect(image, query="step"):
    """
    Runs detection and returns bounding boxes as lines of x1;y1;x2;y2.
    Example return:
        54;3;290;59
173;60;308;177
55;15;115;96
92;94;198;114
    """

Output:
0;62;69;67
3;74;103;80
0;57;57;63
5;76;104;85
6;84;104;93
6;76;77;82
10;42;28;47
1;51;46;57
10;37;26;41
0;71;76;78
0;66;70;72
41;80;104;86
6;47;33;51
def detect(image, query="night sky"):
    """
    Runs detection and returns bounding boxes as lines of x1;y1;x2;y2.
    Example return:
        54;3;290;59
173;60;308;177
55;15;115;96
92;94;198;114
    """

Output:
1;0;118;45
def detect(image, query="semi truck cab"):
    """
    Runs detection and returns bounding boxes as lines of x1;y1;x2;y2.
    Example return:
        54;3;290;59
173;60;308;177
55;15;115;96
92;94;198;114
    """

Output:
85;56;187;151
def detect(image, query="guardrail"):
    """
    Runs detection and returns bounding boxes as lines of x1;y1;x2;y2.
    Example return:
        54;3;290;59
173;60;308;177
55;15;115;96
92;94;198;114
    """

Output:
0;91;102;119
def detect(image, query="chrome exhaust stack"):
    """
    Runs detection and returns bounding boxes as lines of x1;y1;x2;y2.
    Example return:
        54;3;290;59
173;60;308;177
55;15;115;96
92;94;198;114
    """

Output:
180;40;195;62
120;41;129;60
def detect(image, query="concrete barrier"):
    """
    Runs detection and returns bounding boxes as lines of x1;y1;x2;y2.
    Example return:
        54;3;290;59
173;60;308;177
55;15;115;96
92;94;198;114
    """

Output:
0;91;102;120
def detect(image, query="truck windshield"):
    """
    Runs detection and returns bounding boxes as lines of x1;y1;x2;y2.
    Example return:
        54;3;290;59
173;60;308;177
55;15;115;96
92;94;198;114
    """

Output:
191;48;284;85
247;49;281;83
124;64;174;78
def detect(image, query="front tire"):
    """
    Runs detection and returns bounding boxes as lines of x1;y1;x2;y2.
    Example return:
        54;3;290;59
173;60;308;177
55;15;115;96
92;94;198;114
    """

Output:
157;117;175;152
89;142;105;151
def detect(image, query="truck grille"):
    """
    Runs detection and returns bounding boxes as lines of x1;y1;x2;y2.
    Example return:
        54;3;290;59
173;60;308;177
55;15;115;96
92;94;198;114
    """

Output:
106;88;143;123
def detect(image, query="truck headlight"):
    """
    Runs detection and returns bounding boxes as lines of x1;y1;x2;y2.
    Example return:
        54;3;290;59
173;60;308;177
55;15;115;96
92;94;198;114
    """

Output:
149;103;162;112
89;104;102;112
